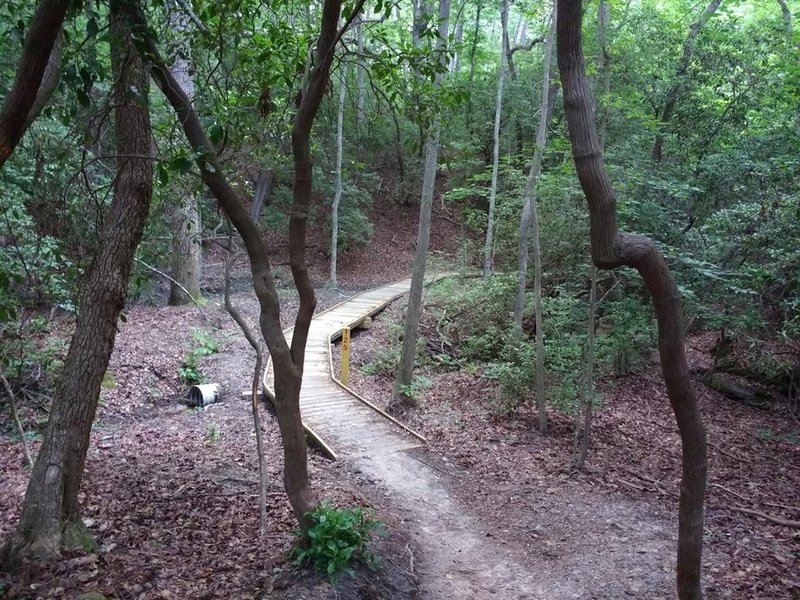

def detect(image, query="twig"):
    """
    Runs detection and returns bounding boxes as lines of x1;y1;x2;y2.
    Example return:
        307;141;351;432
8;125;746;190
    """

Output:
0;369;33;467
710;482;749;504
405;543;415;575
708;441;751;464
726;506;800;528
174;0;209;34
765;501;800;513
623;469;674;497
133;257;214;325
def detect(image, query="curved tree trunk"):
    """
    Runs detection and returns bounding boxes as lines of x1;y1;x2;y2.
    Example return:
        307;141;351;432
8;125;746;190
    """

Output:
0;0;69;169
1;7;154;568
166;0;202;305
556;2;707;598
129;0;356;527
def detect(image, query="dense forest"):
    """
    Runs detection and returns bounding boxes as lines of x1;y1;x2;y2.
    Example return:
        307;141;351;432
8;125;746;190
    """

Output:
0;0;798;598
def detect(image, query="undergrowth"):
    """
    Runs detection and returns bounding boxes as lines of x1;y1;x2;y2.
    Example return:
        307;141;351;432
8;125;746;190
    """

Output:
292;501;384;582
178;328;220;385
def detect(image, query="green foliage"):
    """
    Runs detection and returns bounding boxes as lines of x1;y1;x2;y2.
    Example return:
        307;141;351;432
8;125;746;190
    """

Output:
326;174;377;250
205;421;221;443
425;275;655;414
178;328;220;385
361;323;402;376
397;375;432;402
596;296;656;376
292;501;384;582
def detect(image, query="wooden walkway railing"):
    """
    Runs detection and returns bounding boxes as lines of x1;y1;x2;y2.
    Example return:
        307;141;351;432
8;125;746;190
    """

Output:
262;276;453;459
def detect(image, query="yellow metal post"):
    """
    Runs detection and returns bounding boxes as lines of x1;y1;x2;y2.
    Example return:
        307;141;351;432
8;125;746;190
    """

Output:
341;327;351;386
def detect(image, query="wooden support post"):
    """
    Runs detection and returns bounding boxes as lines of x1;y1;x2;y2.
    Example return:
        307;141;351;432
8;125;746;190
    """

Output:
341;327;351;386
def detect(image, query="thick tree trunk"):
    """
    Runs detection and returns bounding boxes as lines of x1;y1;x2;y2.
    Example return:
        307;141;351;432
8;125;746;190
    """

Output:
330;62;348;287
395;0;451;398
166;0;202;305
0;0;69;169
0;8;154;568
129;0;354;527
513;8;554;433
651;0;722;163
482;0;510;278
556;2;707;598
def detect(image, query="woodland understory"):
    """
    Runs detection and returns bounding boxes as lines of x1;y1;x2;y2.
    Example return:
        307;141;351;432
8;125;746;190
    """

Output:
1;0;799;598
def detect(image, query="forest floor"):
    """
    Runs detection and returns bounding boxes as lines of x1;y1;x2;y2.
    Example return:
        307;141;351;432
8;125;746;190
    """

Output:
1;202;798;599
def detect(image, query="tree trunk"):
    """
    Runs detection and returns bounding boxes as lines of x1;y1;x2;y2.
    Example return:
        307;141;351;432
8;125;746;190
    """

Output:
23;29;64;131
451;12;464;74
482;0;510;278
395;0;451;399
651;0;722;163
330;61;348;287
128;0;353;528
166;0;202;306
572;266;596;471
356;16;366;130
1;7;154;568
596;0;611;149
250;168;274;223
513;8;555;334
776;0;792;33
0;0;69;169
556;2;707;597
513;5;556;433
465;0;482;133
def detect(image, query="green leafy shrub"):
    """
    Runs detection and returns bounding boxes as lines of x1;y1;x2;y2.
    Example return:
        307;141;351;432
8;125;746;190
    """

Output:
397;375;432;402
292;502;384;581
178;328;220;385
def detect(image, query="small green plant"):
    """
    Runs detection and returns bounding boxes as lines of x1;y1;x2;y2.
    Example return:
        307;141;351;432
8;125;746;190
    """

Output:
397;375;432;403
361;347;400;376
292;501;384;582
178;328;220;385
205;421;221;443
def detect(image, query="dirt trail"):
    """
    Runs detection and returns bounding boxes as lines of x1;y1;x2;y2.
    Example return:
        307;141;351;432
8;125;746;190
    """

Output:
345;444;677;599
282;279;678;599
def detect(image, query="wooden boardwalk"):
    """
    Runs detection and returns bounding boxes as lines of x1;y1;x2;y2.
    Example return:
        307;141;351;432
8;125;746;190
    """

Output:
263;276;450;460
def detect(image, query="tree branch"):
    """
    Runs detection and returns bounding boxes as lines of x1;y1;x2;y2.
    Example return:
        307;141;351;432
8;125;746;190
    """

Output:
0;0;70;168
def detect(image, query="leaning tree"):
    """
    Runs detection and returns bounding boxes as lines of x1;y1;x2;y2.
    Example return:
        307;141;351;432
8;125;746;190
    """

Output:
127;0;364;527
1;4;155;566
556;1;708;598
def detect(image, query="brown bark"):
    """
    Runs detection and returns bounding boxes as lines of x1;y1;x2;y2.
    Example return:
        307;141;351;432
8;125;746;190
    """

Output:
127;0;359;527
1;7;154;568
23;29;64;131
556;1;707;598
0;0;69;169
